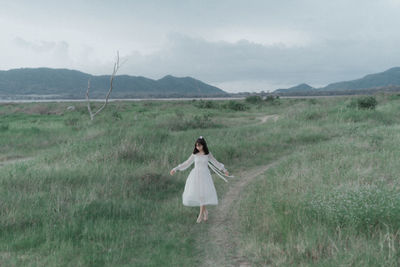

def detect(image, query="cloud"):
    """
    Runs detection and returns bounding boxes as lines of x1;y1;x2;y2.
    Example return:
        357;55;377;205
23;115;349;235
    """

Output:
13;37;69;57
2;1;400;92
5;32;400;93
121;33;400;92
13;37;57;53
7;37;74;69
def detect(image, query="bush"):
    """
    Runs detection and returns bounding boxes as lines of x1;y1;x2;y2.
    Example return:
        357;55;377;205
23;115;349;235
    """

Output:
194;100;218;109
357;96;378;109
112;111;122;120
192;113;214;128
347;96;378;110
265;95;281;105
245;95;263;104
223;101;249;111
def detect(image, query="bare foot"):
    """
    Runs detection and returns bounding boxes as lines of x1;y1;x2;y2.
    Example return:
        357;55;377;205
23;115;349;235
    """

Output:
197;212;203;223
203;210;208;221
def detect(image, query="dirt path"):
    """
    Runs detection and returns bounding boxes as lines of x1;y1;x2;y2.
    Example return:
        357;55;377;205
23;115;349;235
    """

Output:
196;114;281;266
0;157;33;167
258;114;279;124
199;159;283;266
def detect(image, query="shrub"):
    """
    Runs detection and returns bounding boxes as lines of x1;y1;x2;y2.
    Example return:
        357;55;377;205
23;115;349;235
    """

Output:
357;96;378;109
193;113;210;126
264;95;274;102
194;100;218;109
265;95;281;105
223;101;249;111
245;95;263;104
347;96;378;110
112;111;122;120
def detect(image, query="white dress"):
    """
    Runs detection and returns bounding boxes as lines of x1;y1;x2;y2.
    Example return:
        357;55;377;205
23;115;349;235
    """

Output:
173;152;227;206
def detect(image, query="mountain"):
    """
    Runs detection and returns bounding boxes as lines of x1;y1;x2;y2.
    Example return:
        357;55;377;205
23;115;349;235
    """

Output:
0;68;227;99
321;67;400;91
275;83;314;93
274;67;400;94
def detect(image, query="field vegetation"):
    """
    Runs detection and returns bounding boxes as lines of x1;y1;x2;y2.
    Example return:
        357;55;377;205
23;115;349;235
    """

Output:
0;94;400;266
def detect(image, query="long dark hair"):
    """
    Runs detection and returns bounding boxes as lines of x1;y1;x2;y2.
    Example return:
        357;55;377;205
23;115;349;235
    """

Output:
193;136;209;155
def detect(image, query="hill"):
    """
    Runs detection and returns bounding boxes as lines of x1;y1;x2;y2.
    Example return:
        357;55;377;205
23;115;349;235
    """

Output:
321;67;400;91
0;68;227;99
274;67;400;95
275;83;314;93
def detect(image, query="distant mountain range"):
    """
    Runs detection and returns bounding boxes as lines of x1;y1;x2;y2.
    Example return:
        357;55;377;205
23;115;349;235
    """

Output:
275;83;314;93
275;67;400;94
0;68;227;99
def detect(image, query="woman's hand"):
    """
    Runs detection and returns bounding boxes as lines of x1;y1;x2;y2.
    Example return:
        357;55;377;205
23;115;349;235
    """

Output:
170;170;176;176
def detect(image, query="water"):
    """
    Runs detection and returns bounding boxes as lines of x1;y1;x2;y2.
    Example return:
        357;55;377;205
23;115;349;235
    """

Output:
0;97;245;103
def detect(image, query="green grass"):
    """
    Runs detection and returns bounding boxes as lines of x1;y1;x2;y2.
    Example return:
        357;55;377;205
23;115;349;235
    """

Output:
0;95;400;266
237;95;400;266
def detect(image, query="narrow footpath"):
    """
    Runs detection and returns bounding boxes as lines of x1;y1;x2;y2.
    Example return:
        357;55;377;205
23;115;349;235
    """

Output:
198;114;281;266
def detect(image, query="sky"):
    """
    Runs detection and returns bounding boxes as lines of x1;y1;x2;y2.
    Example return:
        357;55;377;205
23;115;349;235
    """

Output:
1;0;400;93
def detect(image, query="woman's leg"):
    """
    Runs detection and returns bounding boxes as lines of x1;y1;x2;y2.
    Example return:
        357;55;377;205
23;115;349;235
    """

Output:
197;205;204;223
203;206;208;221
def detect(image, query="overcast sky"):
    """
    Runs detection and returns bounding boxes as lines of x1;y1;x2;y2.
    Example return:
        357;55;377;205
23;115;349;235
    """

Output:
1;0;400;92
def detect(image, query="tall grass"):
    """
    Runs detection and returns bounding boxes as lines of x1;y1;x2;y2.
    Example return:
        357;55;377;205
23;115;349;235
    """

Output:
1;95;400;265
237;95;400;266
0;99;291;266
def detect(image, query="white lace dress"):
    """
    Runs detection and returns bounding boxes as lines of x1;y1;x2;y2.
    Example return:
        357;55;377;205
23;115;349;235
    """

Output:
173;152;227;206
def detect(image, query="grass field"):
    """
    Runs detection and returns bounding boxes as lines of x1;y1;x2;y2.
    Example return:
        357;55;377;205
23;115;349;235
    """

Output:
0;95;400;266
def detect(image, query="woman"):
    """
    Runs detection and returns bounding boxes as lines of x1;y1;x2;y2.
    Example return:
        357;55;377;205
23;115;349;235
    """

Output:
170;136;231;223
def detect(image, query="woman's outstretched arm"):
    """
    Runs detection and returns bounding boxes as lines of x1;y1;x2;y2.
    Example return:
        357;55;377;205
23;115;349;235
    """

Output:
171;154;195;173
208;152;227;172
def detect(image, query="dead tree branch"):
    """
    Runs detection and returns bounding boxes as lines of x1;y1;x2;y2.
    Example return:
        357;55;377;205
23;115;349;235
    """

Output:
86;51;121;120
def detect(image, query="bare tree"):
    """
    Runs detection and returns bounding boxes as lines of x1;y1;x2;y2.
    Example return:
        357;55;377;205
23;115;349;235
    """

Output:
86;51;121;120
